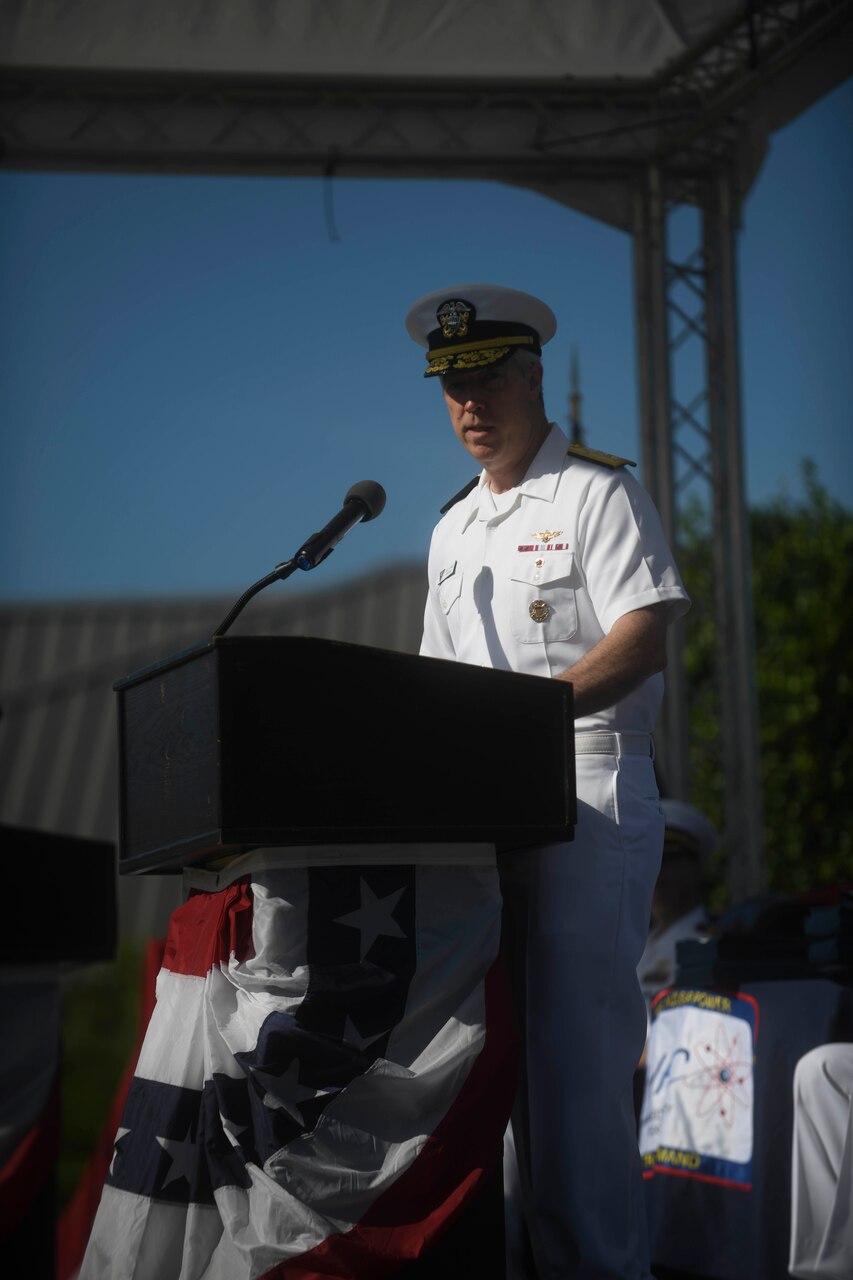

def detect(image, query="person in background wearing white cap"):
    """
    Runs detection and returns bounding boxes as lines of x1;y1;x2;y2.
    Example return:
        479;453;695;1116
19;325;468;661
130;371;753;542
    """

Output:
637;798;717;1016
407;284;691;1280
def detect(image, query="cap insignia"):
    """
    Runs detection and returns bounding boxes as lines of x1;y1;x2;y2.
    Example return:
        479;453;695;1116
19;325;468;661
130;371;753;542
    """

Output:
436;298;474;339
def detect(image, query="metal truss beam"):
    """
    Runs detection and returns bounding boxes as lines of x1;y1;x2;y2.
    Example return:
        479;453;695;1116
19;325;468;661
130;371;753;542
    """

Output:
633;163;764;901
0;69;708;181
704;171;765;903
632;167;689;807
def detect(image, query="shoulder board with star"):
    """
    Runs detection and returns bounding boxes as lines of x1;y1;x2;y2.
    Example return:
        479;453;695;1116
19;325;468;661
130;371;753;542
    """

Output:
439;475;479;514
566;443;636;469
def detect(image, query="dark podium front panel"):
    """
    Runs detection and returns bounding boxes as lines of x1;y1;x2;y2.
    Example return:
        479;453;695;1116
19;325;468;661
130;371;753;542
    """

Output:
114;635;575;873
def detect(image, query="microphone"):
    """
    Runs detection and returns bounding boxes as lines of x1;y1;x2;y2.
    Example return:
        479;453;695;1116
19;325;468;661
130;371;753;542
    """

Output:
212;480;387;638
294;480;387;571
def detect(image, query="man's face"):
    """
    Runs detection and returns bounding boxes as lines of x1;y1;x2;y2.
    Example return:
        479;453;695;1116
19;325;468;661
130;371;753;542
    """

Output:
440;359;544;482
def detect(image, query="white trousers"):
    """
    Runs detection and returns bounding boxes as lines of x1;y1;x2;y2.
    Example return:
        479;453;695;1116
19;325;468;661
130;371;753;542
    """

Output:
789;1042;853;1280
500;752;664;1280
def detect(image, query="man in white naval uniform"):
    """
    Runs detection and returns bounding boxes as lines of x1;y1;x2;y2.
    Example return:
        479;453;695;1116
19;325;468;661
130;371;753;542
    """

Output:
406;284;691;1280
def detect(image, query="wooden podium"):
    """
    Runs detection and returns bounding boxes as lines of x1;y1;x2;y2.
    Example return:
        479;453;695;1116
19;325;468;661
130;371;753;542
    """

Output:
112;635;575;1279
114;635;575;873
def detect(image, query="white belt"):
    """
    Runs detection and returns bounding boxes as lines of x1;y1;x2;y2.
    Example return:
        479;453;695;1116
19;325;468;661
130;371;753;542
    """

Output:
574;732;654;758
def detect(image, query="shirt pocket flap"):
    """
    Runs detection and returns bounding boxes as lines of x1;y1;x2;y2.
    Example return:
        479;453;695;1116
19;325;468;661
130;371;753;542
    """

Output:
509;550;575;587
437;563;463;613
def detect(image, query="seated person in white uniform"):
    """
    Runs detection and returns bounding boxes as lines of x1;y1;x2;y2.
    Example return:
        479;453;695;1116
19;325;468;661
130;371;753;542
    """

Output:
789;1041;853;1280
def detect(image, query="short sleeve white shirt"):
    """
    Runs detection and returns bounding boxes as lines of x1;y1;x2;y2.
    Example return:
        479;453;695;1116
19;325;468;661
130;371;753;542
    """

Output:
420;423;690;734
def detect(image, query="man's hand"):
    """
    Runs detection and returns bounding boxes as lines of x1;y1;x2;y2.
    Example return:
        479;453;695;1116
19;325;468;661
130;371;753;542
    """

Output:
555;603;670;718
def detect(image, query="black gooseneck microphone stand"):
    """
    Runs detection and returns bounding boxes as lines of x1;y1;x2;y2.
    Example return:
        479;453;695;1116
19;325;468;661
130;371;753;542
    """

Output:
211;557;299;640
211;479;386;640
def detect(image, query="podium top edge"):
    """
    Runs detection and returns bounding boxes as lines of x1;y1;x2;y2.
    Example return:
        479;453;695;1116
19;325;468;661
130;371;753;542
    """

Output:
113;638;215;690
112;635;575;697
111;634;391;691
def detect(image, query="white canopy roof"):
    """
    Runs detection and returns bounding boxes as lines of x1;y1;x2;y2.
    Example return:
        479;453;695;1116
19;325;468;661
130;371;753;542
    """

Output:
3;1;850;227
1;1;727;79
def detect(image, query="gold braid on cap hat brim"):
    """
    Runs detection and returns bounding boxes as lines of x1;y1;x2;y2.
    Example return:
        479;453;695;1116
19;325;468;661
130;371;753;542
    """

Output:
426;333;536;375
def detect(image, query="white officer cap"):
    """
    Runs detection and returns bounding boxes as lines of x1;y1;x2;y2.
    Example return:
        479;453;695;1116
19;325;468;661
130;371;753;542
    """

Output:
405;283;557;378
661;799;718;869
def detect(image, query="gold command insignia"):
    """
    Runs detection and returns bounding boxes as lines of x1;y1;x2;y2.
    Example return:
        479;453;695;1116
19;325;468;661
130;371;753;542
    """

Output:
532;530;562;542
436;298;473;339
529;599;551;623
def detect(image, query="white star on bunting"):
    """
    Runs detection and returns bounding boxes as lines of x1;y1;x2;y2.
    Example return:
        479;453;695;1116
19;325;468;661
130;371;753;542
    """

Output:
220;1113;250;1146
333;879;407;961
155;1128;197;1188
109;1126;131;1175
257;1057;335;1126
343;1014;385;1052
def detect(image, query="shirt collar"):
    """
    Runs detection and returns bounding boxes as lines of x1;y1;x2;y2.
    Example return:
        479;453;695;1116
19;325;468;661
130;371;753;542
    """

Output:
517;422;568;503
459;423;568;531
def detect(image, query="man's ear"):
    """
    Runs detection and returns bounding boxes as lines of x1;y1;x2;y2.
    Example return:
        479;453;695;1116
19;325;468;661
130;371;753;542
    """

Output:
527;359;544;399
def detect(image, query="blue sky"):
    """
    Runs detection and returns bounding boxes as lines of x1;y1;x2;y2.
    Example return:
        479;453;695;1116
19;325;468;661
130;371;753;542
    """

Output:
1;77;850;603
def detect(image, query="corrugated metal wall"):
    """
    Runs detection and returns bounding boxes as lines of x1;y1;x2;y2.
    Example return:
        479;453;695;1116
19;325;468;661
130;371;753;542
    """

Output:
0;561;426;936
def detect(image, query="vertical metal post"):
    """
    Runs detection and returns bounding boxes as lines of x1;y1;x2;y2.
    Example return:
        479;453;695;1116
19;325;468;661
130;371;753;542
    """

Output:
632;166;690;800
703;170;765;901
